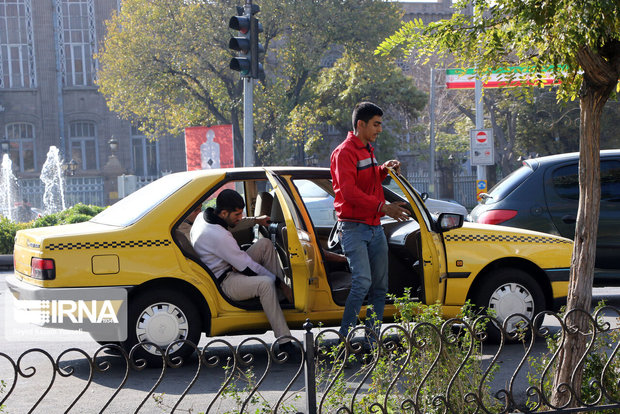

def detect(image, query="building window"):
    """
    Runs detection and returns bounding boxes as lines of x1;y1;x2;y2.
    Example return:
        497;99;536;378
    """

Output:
69;121;98;170
5;122;35;172
131;126;159;177
0;0;36;88
56;0;97;87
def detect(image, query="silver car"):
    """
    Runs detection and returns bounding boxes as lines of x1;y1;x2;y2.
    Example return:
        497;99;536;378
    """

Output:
296;179;468;228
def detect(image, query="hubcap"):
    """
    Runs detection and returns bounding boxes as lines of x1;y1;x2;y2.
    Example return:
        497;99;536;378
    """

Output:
488;282;535;333
135;302;189;355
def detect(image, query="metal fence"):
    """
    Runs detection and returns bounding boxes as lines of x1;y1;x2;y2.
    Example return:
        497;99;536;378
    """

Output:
20;176;105;208
1;309;619;413
406;172;478;209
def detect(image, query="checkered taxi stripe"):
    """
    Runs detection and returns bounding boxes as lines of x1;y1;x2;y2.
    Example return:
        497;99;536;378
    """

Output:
444;234;571;244
45;239;172;251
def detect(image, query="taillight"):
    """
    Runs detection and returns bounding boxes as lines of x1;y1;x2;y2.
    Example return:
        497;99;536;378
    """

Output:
478;209;518;225
31;258;56;280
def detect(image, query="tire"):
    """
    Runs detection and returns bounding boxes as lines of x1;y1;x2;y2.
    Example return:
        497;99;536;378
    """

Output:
472;268;545;343
122;289;202;367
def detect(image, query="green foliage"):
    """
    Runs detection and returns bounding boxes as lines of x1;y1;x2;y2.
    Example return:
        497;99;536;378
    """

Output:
316;291;498;413
0;379;7;413
30;204;104;229
287;50;428;162
377;0;620;101
0;204;105;254
97;0;424;166
0;216;28;255
527;302;620;411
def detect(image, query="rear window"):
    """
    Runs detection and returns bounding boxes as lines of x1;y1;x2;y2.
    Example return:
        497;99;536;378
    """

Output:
483;164;534;205
91;174;192;227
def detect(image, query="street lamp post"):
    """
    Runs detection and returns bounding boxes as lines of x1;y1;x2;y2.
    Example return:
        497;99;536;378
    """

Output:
103;136;124;205
1;137;9;154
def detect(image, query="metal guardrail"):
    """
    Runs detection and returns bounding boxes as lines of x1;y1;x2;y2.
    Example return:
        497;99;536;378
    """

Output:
1;309;619;413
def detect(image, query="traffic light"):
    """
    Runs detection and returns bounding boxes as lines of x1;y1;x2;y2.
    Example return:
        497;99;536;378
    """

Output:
228;4;263;79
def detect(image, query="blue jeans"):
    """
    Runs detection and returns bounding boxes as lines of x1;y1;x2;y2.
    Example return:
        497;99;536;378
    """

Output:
338;221;389;337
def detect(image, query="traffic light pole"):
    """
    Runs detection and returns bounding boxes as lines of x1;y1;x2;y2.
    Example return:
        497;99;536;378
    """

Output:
243;76;254;167
243;0;254;167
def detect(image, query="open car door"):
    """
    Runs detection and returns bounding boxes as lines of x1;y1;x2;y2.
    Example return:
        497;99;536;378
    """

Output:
265;169;313;312
387;169;448;305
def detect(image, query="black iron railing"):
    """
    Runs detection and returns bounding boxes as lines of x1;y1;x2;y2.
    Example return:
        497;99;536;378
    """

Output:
1;308;619;413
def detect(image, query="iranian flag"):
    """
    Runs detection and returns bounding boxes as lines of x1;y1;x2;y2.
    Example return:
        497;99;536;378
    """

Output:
446;66;562;89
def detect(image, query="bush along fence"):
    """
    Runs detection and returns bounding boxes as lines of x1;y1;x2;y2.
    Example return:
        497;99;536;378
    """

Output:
1;303;619;413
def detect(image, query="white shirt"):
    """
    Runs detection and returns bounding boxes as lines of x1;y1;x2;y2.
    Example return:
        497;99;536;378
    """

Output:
190;212;276;281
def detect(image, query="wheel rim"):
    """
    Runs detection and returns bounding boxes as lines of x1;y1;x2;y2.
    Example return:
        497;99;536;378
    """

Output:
488;282;535;333
135;302;189;355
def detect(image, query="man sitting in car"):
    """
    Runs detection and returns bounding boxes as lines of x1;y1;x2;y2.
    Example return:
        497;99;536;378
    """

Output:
190;189;295;349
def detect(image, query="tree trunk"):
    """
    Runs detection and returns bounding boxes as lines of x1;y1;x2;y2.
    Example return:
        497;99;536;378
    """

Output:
550;45;618;408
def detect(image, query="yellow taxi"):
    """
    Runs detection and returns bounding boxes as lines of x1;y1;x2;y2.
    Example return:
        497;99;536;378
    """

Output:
8;167;571;363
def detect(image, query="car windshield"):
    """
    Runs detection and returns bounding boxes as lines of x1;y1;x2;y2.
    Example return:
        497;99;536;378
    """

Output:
483;164;534;205
91;174;192;227
295;179;332;198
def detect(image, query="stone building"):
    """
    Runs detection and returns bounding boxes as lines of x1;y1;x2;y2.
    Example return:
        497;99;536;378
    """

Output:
0;0;186;209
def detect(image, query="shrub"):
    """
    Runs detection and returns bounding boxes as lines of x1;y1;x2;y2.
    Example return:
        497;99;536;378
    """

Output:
0;216;29;254
0;203;105;254
316;291;499;413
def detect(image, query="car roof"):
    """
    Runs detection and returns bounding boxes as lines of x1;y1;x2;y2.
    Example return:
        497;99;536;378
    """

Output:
169;166;331;181
525;149;620;169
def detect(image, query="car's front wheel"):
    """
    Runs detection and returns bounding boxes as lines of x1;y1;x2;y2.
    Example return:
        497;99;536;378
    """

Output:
123;289;201;366
472;268;545;342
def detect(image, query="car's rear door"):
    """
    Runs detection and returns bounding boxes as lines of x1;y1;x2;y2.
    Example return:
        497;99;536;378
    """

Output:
265;170;313;311
544;158;620;270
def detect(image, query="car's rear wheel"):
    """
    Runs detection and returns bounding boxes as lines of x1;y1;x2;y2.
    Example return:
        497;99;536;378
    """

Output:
472;268;545;342
123;289;201;366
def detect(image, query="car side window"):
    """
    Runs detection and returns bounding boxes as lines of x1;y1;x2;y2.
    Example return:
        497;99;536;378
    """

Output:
552;160;620;202
551;164;579;200
204;182;246;209
601;160;620;202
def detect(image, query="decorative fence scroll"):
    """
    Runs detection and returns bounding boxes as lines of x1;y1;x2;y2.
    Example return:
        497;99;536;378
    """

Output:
1;308;619;413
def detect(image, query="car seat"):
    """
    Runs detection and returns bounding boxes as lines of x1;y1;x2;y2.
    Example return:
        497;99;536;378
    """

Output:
268;195;292;280
254;192;273;239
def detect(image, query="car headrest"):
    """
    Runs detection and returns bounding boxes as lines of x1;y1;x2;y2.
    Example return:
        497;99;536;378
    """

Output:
270;195;286;223
254;192;273;217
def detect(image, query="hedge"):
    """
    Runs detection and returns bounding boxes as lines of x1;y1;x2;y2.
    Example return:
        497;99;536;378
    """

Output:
0;203;105;255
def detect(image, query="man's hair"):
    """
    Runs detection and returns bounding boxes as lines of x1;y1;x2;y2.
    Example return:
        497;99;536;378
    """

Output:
352;102;383;131
215;189;245;214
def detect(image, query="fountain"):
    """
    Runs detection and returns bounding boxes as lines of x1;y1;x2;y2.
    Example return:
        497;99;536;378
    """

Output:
40;146;66;215
0;154;18;221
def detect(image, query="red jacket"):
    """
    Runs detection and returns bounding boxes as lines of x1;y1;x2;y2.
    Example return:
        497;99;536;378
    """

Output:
330;131;388;225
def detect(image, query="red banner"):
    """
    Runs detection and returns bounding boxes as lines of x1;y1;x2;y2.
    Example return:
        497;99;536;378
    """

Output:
184;125;234;171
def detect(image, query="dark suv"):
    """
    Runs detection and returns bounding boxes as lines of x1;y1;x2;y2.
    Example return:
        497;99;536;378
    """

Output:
470;150;620;284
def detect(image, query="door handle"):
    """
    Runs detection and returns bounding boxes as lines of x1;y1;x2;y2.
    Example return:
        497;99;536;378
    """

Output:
561;215;576;224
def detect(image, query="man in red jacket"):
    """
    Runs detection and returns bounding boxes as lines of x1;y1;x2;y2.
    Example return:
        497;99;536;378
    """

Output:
330;101;410;338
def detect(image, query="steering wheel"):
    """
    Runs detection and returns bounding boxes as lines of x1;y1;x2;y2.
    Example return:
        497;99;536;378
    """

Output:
327;221;340;250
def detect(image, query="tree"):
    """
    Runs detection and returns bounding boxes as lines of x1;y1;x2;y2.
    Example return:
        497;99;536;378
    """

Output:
97;0;415;166
285;50;427;165
378;0;620;407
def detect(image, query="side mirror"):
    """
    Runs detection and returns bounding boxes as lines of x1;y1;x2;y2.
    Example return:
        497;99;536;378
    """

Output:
421;192;429;201
438;213;464;232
